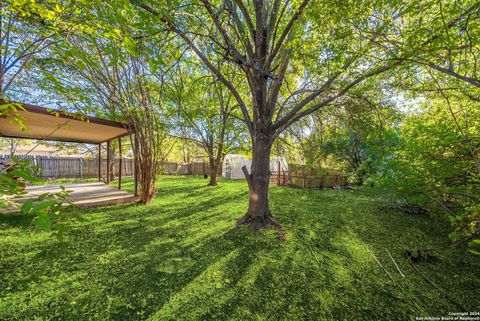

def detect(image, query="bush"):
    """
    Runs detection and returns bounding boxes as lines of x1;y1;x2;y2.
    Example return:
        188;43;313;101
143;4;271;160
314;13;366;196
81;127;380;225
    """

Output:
373;98;480;253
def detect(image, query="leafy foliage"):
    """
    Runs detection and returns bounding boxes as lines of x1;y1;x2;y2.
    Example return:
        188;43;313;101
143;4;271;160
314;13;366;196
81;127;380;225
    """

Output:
20;186;74;241
0;102;75;240
0;157;74;240
374;96;480;253
0;158;39;208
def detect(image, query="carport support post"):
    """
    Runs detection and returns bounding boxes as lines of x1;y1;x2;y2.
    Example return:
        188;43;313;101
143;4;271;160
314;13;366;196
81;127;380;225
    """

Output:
106;140;111;184
98;143;101;182
118;137;122;190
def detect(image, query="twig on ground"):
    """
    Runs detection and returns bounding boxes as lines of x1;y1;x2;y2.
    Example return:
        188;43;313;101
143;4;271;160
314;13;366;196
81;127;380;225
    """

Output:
386;248;405;278
368;249;394;281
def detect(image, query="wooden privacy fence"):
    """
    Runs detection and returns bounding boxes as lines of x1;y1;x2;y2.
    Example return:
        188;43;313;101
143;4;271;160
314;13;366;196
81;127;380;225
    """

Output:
0;155;216;179
270;170;348;189
159;161;217;176
0;155;135;179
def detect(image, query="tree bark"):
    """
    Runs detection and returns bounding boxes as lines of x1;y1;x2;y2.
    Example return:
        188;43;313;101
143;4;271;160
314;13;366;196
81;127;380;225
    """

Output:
9;139;16;157
237;136;285;239
208;158;219;186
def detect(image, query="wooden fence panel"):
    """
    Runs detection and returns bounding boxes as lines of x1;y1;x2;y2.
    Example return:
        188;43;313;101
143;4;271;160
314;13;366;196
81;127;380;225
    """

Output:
1;155;222;179
158;161;217;176
0;155;135;179
270;170;348;189
159;162;179;175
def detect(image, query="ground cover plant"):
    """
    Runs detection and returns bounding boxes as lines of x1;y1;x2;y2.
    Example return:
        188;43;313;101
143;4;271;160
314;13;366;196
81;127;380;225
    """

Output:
1;176;479;320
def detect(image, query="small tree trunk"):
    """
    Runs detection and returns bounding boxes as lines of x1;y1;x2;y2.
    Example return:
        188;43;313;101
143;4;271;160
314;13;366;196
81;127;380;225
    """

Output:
9;139;15;157
237;136;285;239
208;158;218;186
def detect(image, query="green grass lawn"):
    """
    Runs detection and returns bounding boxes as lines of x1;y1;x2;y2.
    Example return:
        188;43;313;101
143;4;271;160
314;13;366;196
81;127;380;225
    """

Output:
1;176;479;321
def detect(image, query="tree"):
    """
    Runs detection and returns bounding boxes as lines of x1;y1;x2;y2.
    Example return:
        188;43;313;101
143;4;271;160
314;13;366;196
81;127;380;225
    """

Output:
165;62;245;186
375;94;479;250
0;137;27;156
133;0;469;234
301;89;399;183
37;32;171;203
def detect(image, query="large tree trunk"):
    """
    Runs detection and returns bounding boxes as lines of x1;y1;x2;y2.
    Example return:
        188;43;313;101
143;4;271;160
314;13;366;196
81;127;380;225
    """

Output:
237;136;285;239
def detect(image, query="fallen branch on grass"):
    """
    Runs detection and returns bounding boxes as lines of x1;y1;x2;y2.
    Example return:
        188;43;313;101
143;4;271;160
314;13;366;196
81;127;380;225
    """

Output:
386;248;405;278
368;249;394;281
402;244;465;311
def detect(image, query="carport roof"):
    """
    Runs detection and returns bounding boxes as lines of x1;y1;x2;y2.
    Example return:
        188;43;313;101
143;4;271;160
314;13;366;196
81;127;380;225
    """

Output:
0;101;132;144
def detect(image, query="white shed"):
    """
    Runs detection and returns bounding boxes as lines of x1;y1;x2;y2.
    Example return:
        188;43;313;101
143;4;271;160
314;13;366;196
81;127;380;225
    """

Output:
222;154;248;179
222;154;289;180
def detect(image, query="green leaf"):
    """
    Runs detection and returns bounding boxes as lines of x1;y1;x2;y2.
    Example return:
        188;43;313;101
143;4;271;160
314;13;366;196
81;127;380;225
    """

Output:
34;213;52;230
20;199;35;214
468;239;480;247
32;200;56;213
123;36;138;57
468;249;480;256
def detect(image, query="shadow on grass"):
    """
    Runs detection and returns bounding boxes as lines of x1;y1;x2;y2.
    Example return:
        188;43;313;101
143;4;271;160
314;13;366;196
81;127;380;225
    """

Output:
0;183;250;319
1;177;479;321
0;212;37;230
